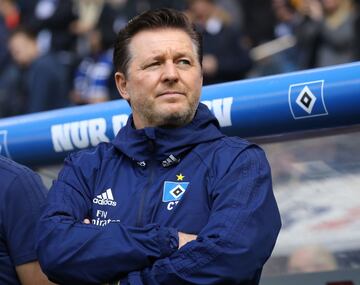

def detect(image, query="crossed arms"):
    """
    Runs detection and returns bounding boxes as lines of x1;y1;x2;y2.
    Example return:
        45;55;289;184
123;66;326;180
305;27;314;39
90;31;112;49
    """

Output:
37;146;281;284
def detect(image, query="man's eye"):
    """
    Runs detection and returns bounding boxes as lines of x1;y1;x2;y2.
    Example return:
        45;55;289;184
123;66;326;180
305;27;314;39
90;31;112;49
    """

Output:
178;59;191;65
146;62;160;68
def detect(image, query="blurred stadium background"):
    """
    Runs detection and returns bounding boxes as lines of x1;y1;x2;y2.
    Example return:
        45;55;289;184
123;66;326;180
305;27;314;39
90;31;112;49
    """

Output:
1;0;360;284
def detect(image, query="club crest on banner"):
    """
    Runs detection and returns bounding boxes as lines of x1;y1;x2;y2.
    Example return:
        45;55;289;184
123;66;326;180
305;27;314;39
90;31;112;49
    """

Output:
288;80;328;119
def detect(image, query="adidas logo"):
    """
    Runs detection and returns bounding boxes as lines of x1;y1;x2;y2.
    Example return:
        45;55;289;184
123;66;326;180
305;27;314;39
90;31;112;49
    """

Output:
93;188;117;207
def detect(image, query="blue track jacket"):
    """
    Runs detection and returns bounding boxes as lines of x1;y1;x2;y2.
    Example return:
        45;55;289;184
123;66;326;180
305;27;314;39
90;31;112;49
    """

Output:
37;103;281;285
0;155;47;285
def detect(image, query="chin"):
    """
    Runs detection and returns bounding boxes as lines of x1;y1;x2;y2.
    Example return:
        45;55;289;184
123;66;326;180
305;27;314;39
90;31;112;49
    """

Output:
158;108;194;127
163;102;187;115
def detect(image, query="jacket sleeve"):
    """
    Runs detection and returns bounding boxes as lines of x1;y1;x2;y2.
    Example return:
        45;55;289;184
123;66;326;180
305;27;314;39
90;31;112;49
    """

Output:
36;154;178;285
3;168;47;266
132;146;281;285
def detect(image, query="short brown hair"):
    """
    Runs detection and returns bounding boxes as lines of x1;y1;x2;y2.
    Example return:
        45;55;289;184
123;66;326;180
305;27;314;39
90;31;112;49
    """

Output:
113;8;203;75
9;26;37;41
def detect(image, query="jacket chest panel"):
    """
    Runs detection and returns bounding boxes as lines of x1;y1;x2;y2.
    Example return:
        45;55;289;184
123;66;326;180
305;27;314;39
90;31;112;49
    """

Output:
90;158;211;233
143;160;212;233
90;162;147;226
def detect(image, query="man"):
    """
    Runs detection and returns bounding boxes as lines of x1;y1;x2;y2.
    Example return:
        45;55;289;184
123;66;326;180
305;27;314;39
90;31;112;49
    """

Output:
37;8;281;284
0;155;54;284
187;0;252;85
71;5;118;105
7;27;69;113
0;0;21;117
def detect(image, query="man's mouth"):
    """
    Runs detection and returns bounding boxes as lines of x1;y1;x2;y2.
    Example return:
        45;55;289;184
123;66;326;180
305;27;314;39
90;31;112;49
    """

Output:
157;91;185;97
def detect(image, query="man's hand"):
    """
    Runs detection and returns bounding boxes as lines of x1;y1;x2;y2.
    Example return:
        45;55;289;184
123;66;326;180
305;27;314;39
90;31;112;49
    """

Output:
83;218;91;224
178;232;197;249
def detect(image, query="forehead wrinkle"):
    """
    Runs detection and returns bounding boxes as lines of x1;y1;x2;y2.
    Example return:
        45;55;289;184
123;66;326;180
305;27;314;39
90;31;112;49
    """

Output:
136;37;195;53
127;29;200;73
129;29;197;57
152;48;193;59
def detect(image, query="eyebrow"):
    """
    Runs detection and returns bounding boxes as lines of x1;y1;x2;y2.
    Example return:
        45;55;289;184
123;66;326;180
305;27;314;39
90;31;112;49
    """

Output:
146;50;194;62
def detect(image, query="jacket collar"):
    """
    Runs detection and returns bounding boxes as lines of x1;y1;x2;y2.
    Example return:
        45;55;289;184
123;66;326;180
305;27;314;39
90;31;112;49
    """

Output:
112;103;225;164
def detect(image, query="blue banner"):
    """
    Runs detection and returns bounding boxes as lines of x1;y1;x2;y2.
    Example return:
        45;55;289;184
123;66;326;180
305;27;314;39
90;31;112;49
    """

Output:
0;62;359;166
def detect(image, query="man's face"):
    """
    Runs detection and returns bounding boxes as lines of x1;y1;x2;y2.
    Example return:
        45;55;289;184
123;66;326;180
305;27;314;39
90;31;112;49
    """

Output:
321;0;340;13
9;33;38;67
189;0;214;25
115;28;203;129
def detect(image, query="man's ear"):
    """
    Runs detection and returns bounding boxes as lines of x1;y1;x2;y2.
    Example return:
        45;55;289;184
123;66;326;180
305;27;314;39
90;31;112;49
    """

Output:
114;72;130;101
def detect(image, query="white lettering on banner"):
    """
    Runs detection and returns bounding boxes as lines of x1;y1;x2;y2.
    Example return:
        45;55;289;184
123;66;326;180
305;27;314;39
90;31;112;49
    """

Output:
50;97;232;153
88;118;109;145
202;97;233;127
51;118;110;152
51;124;73;152
70;121;89;148
112;114;129;136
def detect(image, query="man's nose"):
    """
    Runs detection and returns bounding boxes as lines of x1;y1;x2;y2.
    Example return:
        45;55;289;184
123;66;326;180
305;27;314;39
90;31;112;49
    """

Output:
161;61;179;82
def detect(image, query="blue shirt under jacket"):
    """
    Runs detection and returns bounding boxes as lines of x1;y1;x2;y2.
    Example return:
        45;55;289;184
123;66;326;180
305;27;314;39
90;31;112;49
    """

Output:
37;103;281;285
0;155;47;285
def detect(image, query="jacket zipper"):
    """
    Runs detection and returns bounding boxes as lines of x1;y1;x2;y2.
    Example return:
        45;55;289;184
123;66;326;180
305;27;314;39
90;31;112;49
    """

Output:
136;141;155;227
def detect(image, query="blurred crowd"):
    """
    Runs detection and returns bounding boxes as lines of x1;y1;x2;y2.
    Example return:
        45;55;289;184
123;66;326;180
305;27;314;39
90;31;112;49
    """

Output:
0;0;359;117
